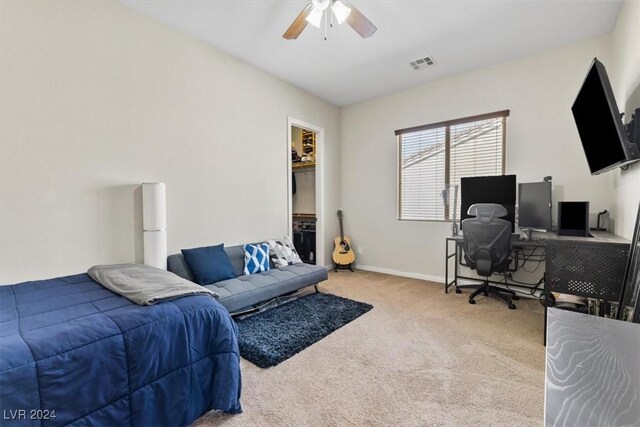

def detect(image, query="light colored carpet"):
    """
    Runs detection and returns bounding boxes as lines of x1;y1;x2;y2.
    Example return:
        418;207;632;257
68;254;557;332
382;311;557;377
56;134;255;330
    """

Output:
194;270;545;427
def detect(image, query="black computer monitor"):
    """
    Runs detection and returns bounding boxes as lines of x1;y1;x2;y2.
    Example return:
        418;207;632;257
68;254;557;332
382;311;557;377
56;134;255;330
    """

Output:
518;182;552;231
558;201;590;237
460;175;516;232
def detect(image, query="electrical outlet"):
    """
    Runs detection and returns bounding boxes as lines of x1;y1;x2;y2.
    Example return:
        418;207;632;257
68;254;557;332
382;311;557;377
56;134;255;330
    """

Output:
357;246;363;255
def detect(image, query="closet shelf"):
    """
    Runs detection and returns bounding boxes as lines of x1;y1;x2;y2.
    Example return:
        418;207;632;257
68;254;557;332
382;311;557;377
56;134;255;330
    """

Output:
292;161;315;171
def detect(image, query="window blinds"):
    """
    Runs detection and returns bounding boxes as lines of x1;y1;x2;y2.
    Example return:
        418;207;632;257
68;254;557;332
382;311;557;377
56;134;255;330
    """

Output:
397;111;507;221
399;127;446;220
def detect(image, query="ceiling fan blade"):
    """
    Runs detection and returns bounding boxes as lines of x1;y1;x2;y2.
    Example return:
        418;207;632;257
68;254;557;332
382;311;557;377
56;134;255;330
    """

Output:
283;3;313;40
346;4;377;38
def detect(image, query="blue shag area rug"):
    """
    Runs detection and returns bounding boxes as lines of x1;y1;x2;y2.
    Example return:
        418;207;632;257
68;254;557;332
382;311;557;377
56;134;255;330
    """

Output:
235;292;373;368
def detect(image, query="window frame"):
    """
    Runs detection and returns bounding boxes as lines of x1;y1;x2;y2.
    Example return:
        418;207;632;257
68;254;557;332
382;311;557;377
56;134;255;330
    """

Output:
396;109;509;222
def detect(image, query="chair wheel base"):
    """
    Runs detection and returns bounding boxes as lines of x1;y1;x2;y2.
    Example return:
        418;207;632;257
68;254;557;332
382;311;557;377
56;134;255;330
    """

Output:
468;299;476;304
508;303;516;310
512;295;519;300
455;288;462;294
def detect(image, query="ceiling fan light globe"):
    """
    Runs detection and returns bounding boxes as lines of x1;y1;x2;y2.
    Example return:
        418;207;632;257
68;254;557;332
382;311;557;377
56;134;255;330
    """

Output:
305;6;324;28
331;1;351;24
313;0;330;11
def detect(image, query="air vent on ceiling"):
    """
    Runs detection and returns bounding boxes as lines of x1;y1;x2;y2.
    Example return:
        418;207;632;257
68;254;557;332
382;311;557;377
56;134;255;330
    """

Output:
410;56;436;70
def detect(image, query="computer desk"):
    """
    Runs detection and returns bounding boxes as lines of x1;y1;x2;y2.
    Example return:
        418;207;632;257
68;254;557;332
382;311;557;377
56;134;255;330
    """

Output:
445;229;628;292
446;232;543;295
445;230;630;343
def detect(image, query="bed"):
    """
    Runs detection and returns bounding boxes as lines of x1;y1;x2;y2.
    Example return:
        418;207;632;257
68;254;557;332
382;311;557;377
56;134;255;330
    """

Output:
0;273;242;426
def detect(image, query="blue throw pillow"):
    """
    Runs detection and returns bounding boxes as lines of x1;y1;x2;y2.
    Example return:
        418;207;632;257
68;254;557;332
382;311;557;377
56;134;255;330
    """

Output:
244;243;270;275
181;244;236;285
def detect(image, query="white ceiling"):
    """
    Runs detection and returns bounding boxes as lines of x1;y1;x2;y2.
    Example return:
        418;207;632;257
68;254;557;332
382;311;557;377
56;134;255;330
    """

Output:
120;0;623;106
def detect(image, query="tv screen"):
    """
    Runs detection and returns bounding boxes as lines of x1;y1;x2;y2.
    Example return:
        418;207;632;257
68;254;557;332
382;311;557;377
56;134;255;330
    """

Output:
518;182;552;231
461;175;516;232
571;58;635;175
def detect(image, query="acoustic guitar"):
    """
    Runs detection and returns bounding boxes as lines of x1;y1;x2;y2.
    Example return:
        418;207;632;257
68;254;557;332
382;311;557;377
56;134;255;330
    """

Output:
333;209;356;271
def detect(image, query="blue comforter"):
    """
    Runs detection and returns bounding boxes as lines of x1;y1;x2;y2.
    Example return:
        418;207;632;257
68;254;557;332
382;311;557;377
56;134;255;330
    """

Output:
0;273;242;426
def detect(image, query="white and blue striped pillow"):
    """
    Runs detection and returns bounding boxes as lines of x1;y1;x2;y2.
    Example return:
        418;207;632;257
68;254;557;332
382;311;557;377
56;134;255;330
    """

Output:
243;243;270;275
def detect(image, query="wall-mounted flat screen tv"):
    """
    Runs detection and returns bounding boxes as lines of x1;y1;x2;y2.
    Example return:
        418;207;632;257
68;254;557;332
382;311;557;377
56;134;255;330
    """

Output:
571;58;639;175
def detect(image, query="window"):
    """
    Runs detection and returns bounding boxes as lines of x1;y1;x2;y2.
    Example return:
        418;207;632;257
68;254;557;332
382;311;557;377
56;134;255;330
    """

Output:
396;110;508;221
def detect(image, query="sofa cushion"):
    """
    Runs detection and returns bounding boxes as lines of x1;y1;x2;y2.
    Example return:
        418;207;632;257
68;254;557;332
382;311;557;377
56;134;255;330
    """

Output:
267;237;302;267
243;243;270;275
181;244;236;285
204;264;328;313
223;245;246;277
167;254;195;282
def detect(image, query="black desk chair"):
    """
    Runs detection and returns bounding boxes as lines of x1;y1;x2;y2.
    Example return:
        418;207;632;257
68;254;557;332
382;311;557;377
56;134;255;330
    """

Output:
459;203;518;309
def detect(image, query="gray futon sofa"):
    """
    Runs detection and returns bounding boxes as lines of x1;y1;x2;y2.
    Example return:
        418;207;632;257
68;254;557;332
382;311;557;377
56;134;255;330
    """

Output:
167;244;328;313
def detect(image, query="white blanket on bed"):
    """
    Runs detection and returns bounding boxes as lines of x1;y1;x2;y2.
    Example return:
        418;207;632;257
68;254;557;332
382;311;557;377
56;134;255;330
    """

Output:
88;264;219;306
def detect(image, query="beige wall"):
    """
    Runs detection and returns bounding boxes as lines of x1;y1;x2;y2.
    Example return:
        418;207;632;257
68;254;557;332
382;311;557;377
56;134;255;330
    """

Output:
609;0;640;239
1;1;636;285
291;126;303;155
0;1;341;283
340;36;613;280
292;170;316;214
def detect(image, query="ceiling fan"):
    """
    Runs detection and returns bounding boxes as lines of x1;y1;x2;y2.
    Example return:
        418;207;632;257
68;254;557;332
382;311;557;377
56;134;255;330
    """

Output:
283;0;377;40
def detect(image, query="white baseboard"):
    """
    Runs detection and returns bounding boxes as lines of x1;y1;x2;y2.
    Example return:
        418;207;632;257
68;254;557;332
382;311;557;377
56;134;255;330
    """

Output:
351;265;537;298
355;264;444;284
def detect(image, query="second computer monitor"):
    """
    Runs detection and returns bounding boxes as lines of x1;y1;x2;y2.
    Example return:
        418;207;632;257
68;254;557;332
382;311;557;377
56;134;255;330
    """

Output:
518;182;552;231
460;175;516;232
557;201;590;237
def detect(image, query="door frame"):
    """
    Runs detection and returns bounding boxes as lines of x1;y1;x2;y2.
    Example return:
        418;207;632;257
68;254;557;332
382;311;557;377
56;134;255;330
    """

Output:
287;117;325;267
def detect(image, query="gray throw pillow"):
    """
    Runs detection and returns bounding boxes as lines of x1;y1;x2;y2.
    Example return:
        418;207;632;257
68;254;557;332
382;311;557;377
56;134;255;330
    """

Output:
267;237;302;267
